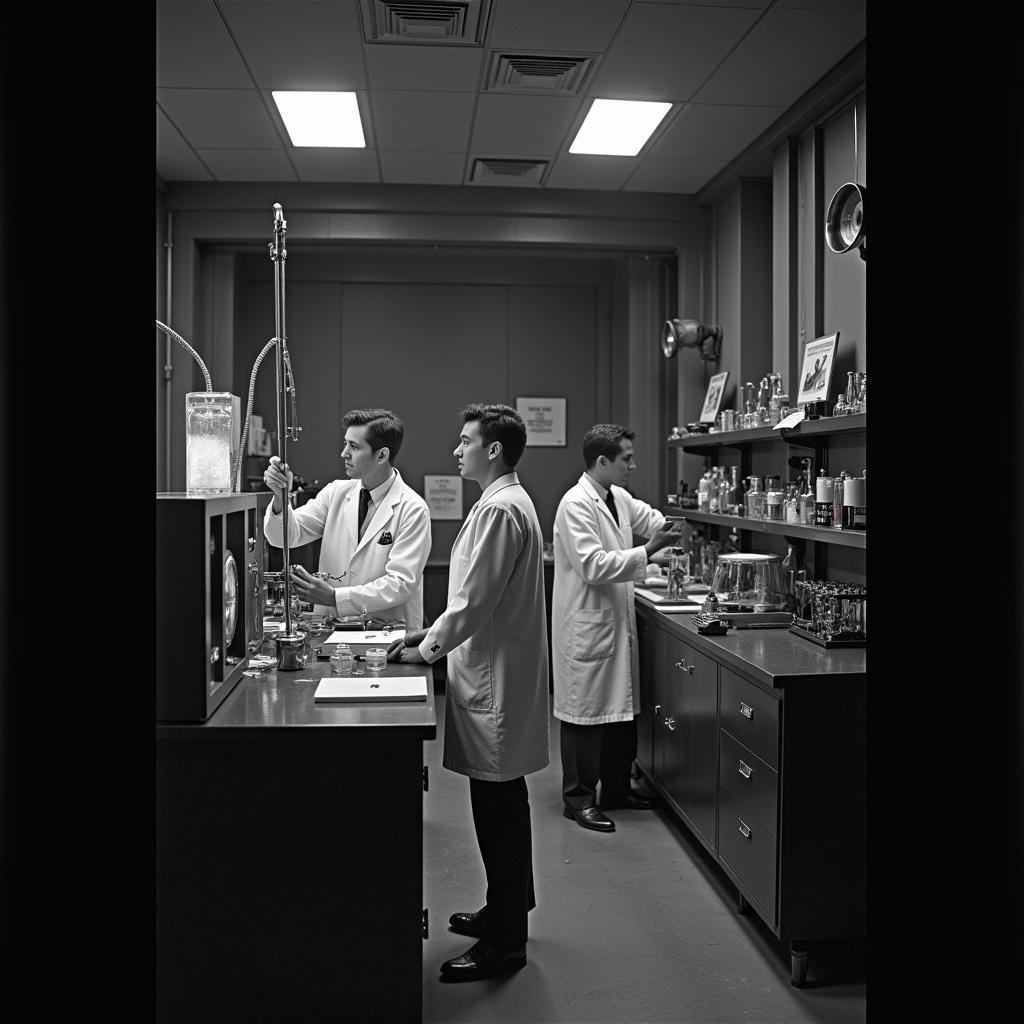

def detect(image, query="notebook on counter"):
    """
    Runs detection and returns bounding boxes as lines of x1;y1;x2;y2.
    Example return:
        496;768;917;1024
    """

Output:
324;628;406;645
313;676;428;703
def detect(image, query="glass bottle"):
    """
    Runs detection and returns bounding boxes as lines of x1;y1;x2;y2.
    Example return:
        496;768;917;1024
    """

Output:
726;466;742;516
765;475;784;522
857;373;867;414
717;470;731;516
756;376;770;425
329;643;353;675
709;465;721;513
784;483;800;523
844;371;858;412
832;393;846;417
667;547;689;599
800;473;815;524
697;472;711;512
744;476;765;520
814;469;834;527
832;471;847;529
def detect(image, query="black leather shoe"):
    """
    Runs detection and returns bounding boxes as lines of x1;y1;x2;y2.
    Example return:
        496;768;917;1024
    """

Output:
448;910;484;938
439;939;527;983
563;806;616;832
601;792;656;810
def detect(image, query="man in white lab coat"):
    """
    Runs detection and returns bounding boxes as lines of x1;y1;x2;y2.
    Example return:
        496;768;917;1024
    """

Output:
552;424;682;833
388;403;549;983
263;408;431;627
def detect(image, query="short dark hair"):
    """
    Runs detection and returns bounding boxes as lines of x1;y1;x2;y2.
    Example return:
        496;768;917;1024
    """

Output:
342;408;404;463
582;423;634;469
460;403;527;469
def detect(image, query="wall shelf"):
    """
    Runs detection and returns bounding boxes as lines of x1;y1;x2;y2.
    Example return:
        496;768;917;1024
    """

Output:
669;413;865;451
677;509;866;549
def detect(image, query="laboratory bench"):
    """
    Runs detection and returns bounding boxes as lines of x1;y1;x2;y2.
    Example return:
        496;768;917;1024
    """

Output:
156;635;436;1024
633;593;866;987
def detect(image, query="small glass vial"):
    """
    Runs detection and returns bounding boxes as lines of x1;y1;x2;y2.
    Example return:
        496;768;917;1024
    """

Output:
832;393;847;417
329;643;353;675
765;476;784;521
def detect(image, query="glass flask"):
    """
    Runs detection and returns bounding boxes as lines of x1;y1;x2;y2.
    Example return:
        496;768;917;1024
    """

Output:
186;391;234;495
710;553;787;612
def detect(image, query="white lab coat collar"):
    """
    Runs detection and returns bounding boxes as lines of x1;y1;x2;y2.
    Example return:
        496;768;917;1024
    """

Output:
579;473;619;527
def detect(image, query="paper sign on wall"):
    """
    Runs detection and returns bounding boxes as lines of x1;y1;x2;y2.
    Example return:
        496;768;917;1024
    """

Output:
516;397;566;447
424;474;463;520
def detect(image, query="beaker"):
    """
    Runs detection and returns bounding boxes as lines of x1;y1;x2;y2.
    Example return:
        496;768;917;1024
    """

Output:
186;392;234;494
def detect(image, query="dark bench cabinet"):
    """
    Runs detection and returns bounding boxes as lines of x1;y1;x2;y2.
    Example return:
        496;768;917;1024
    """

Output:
635;599;866;986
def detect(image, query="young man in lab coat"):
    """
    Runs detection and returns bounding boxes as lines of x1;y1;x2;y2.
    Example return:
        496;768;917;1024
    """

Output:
263;408;432;627
388;403;549;983
552;424;682;833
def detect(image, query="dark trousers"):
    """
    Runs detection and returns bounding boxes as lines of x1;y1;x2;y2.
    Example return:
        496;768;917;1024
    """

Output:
468;776;536;949
560;718;637;809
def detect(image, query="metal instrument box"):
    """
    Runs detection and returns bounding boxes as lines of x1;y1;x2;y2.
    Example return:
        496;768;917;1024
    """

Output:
156;492;263;722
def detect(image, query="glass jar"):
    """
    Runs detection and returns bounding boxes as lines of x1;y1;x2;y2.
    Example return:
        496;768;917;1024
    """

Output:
710;553;786;612
365;647;388;672
185;391;234;495
744;476;765;520
329;643;353;675
667;548;690;600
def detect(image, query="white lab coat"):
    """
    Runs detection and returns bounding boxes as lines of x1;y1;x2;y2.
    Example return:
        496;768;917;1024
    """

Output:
263;470;431;628
551;473;666;725
419;473;550;782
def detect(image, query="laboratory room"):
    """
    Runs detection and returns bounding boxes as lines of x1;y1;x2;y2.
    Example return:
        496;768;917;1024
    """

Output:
156;2;871;1022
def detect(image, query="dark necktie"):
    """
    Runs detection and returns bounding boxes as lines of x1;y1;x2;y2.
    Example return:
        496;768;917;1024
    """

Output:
605;490;619;526
358;488;371;534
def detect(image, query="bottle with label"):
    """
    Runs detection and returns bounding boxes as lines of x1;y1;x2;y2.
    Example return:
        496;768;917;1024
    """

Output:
709;466;721;513
765;475;784;521
800;473;815;524
842;473;867;529
756;376;770;424
784;483;800;523
726;466;742;516
697;472;711;512
815;470;834;527
832;471;847;529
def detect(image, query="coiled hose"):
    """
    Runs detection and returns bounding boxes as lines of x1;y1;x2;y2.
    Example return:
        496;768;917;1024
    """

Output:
233;337;278;492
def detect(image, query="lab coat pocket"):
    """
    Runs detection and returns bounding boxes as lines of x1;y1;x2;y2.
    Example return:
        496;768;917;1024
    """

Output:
570;609;616;662
450;647;494;712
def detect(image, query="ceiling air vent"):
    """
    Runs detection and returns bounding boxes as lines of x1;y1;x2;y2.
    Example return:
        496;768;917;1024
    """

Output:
486;53;595;94
470;159;548;187
361;1;493;45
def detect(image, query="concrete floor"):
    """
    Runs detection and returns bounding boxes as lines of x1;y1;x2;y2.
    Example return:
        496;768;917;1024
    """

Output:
422;694;866;1024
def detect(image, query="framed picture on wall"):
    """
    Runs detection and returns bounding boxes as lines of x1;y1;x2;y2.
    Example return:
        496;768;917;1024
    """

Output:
796;331;840;405
699;371;729;423
516;397;567;446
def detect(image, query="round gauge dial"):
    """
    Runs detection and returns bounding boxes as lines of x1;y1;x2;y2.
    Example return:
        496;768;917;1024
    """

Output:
224;550;239;648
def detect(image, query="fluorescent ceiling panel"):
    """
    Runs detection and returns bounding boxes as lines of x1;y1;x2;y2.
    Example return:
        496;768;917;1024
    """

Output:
569;99;672;156
272;92;365;148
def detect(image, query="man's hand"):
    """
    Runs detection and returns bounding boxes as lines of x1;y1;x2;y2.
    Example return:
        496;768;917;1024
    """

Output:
289;565;335;607
386;628;428;663
644;522;684;559
264;456;294;513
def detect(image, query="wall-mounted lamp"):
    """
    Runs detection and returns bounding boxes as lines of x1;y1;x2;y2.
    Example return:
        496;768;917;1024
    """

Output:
661;318;722;363
825;182;866;260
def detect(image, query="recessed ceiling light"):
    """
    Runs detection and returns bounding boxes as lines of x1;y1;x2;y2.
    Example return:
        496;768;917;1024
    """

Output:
272;91;366;148
569;98;672;157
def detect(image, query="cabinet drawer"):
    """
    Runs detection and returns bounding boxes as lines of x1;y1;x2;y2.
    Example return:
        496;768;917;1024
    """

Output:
719;729;778;832
719;667;779;770
718;786;777;924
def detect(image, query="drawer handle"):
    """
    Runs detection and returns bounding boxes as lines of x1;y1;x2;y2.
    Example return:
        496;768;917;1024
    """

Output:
738;760;753;780
739;702;753;719
738;819;752;839
675;659;694;675
653;704;662;716
665;715;677;732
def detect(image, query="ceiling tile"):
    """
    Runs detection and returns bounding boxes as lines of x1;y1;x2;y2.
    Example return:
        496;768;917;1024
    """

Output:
157;107;191;150
157;149;215;182
220;1;367;90
156;1;253;88
652;102;787;162
588;3;761;101
694;6;865;106
290;148;381;183
371;91;476;152
470;94;581;155
366;43;484;91
545;154;637;191
379;151;466;185
197;148;298;182
157;89;283;149
624;156;728;194
489;0;629;52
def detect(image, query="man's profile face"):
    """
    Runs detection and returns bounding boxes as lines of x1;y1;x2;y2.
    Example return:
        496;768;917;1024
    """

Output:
454;420;491;483
604;438;635;487
341;425;382;480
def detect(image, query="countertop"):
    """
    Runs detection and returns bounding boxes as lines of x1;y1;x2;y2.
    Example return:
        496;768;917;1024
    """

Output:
157;630;437;739
635;592;866;691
